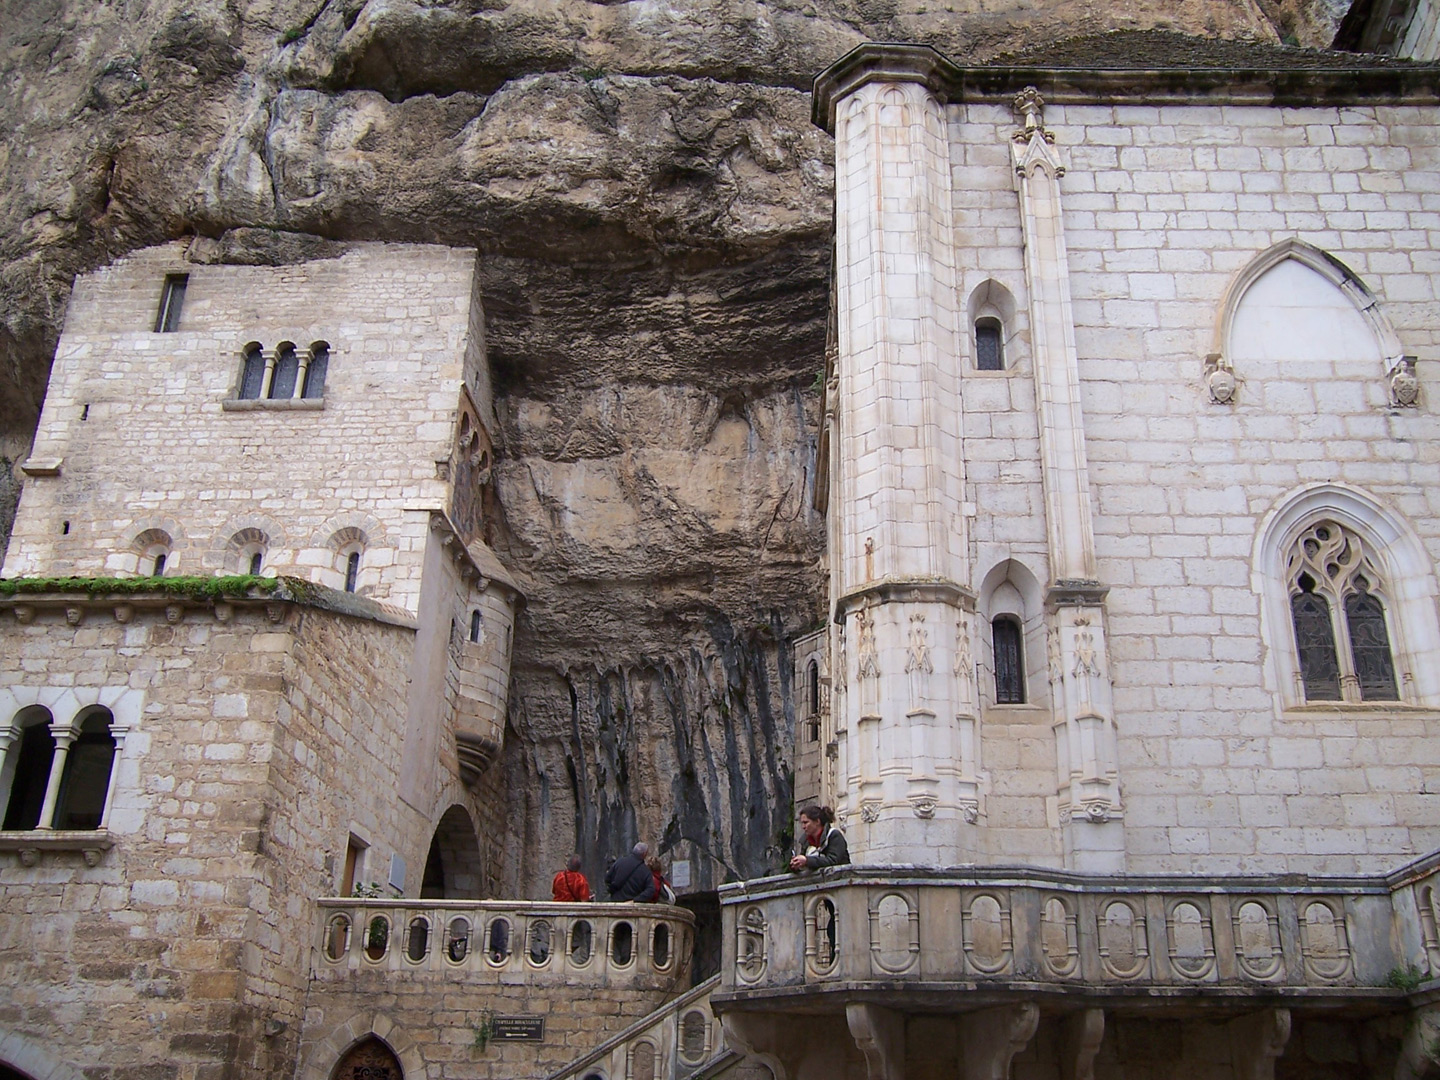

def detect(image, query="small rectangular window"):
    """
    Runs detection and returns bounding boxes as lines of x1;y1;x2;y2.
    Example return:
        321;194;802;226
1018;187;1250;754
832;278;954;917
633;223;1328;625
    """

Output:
975;320;1004;371
993;617;1025;704
154;274;188;333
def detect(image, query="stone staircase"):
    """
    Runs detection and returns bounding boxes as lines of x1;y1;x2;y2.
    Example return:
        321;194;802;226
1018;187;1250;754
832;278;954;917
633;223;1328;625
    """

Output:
545;973;751;1080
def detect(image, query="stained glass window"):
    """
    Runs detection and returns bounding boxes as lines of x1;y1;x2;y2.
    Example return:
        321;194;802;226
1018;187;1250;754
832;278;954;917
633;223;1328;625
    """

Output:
1345;586;1398;700
1291;581;1341;701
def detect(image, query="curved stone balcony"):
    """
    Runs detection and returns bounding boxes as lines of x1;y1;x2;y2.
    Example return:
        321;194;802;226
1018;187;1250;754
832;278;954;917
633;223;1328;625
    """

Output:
314;899;694;988
713;863;1440;1014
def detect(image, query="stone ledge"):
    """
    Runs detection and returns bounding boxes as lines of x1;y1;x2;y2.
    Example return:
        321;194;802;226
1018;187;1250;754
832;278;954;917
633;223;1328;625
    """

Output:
19;457;62;477
0;830;113;866
221;397;325;411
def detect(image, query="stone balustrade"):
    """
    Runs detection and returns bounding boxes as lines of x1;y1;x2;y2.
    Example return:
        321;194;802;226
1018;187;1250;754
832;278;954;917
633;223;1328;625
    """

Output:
714;864;1440;1009
546;974;731;1080
314;899;694;988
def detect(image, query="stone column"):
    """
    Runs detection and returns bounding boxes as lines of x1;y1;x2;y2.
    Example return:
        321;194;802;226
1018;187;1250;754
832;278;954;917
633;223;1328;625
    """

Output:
831;74;978;865
0;723;22;822
99;722;129;830
37;724;77;830
1010;88;1123;869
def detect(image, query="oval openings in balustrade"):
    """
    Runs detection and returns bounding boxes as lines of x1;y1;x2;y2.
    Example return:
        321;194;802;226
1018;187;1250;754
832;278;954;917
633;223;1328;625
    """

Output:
529;919;552;965
488;917;512;964
612;921;635;966
652;922;671;968
407;916;430;963
364;915;390;961
325;914;351;961
446;917;471;963
570;920;593;965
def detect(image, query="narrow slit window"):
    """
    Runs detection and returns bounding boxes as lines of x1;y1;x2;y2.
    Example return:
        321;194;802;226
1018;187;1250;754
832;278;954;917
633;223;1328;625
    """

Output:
975;318;1004;371
249;551;263;575
469;609;482;643
152;553;167;576
344;551;361;593
807;660;820;716
269;344;299;400
992;616;1025;704
303;343;329;399
154;274;188;333
239;345;265;400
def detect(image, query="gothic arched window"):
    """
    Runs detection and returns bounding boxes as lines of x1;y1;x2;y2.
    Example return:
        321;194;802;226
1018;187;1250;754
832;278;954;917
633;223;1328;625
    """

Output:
1287;521;1398;702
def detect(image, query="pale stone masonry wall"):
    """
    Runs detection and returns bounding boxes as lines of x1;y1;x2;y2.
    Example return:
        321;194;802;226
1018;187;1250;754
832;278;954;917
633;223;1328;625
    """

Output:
0;595;501;1080
944;100;1440;874
2;242;481;614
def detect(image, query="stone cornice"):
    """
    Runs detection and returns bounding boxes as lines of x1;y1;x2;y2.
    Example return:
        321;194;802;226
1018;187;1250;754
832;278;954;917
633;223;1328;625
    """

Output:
812;41;1440;133
833;578;977;622
0;577;418;630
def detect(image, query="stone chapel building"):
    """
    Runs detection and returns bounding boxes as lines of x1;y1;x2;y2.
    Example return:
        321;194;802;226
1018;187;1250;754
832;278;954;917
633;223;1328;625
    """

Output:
9;17;1440;1080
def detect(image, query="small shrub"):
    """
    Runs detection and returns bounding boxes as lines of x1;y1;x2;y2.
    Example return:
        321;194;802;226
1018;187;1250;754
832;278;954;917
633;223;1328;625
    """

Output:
1386;963;1426;991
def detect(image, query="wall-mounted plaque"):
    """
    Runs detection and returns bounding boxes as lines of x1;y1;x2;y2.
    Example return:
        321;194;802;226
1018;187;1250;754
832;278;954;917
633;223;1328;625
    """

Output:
490;1016;545;1042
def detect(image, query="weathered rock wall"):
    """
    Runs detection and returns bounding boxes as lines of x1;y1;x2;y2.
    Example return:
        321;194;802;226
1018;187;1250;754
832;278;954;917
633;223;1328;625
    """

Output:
0;0;1353;896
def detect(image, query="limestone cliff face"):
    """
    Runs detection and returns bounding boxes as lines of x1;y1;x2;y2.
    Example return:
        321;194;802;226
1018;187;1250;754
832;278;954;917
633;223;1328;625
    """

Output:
0;0;1345;893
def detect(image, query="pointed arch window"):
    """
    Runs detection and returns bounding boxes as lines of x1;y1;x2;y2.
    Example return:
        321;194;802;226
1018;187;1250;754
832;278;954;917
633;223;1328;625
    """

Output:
1287;521;1398;702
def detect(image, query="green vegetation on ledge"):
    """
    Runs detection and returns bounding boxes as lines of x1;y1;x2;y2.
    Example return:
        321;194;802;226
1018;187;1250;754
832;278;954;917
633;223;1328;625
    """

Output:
0;575;280;600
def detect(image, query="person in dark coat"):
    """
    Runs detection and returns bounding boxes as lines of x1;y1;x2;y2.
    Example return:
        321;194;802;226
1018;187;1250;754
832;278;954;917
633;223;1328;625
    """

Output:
789;804;850;871
605;842;658;901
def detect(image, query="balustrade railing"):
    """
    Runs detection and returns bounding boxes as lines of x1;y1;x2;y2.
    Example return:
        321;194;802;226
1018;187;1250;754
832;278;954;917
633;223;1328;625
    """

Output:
315;899;693;986
716;864;1433;1002
547;974;731;1080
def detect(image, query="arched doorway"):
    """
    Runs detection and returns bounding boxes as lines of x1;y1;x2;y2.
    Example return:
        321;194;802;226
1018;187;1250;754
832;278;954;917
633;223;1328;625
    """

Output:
420;805;484;899
2;1066;38;1080
331;1037;402;1080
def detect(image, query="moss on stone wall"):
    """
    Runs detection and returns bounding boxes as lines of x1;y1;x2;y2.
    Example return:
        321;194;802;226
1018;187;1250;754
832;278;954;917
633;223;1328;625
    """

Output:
0;574;278;599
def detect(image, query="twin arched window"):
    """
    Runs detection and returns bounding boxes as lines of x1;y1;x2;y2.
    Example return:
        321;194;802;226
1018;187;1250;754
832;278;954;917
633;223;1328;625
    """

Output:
2;706;118;832
1288;521;1398;702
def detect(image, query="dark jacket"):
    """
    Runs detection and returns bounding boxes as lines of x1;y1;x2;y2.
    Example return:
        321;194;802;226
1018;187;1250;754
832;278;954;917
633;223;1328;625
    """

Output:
802;826;850;870
605;854;658;901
